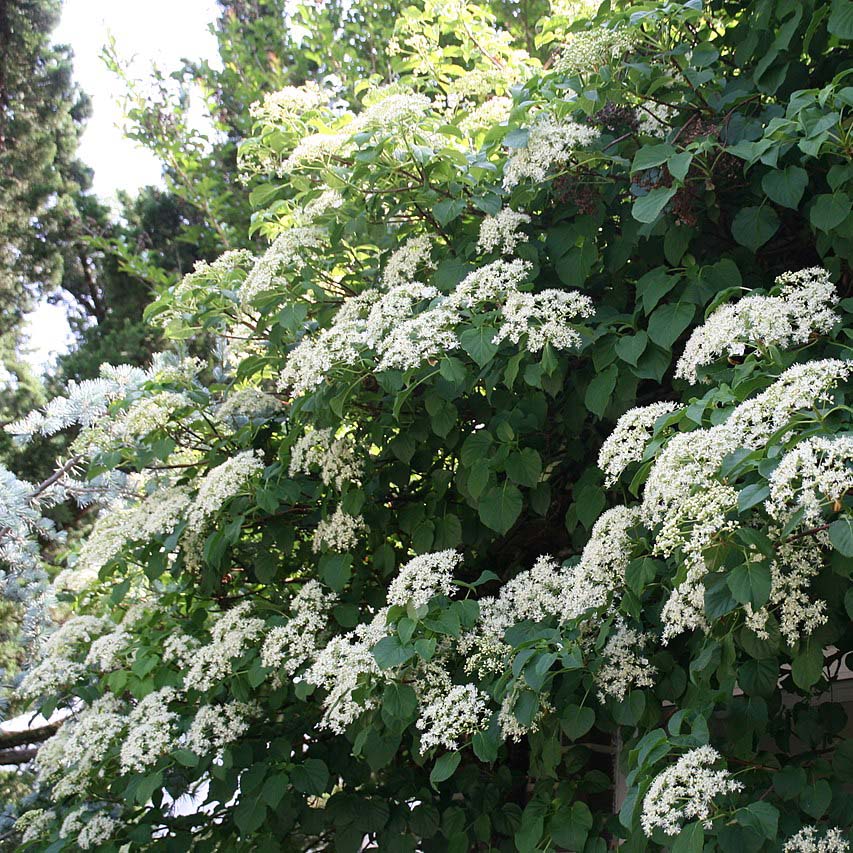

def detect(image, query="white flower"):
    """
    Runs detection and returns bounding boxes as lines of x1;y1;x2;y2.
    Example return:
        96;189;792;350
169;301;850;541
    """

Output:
477;209;531;255
240;227;326;303
261;580;337;674
784;826;850;853
676;267;839;383
503;115;599;189
35;695;127;798
250;82;327;121
185;701;258;754
186;450;264;534
18;656;86;700
387;550;463;610
416;684;489;751
305;610;390;733
184;602;265;692
636;101;676;138
77;813;118;850
382;236;434;289
353;89;432;133
278;132;350;174
641;746;743;836
598;401;680;486
642;359;851;641
16;809;56;844
289;428;363;491
120;687;180;774
493;288;594;352
312;506;367;553
594;620;655;700
554;27;636;76
459;97;513;138
766;435;853;529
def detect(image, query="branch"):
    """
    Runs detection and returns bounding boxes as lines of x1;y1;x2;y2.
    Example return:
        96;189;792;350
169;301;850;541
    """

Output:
0;721;61;750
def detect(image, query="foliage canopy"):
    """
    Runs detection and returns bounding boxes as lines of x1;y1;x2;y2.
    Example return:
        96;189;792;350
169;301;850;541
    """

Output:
4;0;853;851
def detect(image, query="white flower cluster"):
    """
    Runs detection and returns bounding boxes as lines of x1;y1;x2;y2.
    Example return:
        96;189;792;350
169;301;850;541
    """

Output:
312;506;367;553
305;610;390;733
18;655;87;701
382;236;434;289
462;507;640;674
35;694;127;797
184;602;265;692
185;701;258;755
477;208;531;255
16;808;57;844
416;683;489;751
185;450;264;534
594;620;655;700
553;27;636;76
289;428;363;491
387;549;463;611
76;812;119;850
42;615;111;658
216;387;281;425
503;115;600;189
676;267;839;383
240;227;326;304
784;826;850;853
120;686;180;774
354;89;433;134
641;746;743;836
598;401;680;486
636;101;676;138
767;436;853;529
278;132;350;174
75;487;191;579
261;580;337;675
458;96;513;138
279;253;593;394
641;359;851;640
493;288;594;352
250;82;327;121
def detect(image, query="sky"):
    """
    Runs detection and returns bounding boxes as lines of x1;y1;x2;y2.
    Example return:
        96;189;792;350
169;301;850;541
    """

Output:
23;0;221;370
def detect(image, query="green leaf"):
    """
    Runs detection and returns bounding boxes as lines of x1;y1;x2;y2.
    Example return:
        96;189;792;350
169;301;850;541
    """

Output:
505;448;542;487
439;356;467;384
668;152;693;181
704;572;739;619
731;205;780;251
791;642;824;690
615;331;648;366
672;822;704;853
727;561;771;608
632;186;677;223
829;0;853;38
382;683;418;721
648;303;694;350
472;729;500;762
234;795;268;835
800;778;832;819
829;518;853;556
738;801;778;840
631;143;676;172
810;192;851;231
637;267;679;314
773;765;806;800
461;430;493;466
319;554;353;592
467;459;491;498
371;635;416;669
433;198;466;226
292;758;329;796
560;704;595;740
737;483;770;513
550;802;593;850
430;751;461;786
173;748;199;767
460;325;499;367
585;364;618;418
833;739;853;780
478;482;523;534
761;166;808;209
